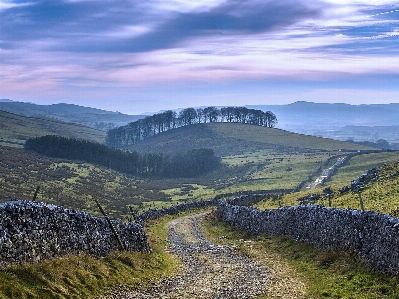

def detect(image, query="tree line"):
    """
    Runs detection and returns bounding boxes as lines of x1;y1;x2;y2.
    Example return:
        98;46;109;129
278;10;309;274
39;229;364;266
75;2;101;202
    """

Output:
106;106;277;148
25;135;221;178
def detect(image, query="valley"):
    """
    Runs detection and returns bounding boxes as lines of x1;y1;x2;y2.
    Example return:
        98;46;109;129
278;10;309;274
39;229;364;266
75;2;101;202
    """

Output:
1;103;399;298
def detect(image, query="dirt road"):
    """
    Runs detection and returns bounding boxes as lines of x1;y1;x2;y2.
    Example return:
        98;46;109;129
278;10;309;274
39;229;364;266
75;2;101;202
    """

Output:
102;212;271;298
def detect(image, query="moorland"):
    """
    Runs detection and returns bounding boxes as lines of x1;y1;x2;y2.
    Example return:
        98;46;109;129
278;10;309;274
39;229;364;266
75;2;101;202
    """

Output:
1;102;399;298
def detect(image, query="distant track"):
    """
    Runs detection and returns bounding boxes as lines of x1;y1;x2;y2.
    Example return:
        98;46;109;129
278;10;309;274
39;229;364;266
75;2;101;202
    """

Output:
307;156;347;190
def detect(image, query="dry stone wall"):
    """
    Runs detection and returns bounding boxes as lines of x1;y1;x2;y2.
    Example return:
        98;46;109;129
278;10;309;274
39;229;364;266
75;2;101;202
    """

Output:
0;194;267;265
218;201;399;276
0;200;150;265
135;193;270;225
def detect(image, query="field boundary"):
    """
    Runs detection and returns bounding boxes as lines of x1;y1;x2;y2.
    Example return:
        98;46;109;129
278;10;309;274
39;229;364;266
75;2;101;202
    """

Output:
218;201;399;276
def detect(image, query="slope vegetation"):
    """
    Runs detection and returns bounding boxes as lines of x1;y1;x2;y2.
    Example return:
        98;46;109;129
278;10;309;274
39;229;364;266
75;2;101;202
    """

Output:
0;110;105;147
258;156;399;216
128;122;371;156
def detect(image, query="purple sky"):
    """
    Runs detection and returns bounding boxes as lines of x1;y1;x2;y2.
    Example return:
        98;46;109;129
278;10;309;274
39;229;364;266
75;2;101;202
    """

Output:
1;0;398;114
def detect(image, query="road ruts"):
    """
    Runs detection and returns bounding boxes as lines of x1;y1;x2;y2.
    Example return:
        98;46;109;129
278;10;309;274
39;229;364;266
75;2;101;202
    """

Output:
102;212;271;299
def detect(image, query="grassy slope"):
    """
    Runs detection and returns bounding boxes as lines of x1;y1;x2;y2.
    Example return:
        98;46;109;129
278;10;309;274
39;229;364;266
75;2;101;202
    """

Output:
0;122;381;220
0;110;105;147
122;123;376;198
0;102;143;129
128;122;370;156
0;145;366;220
0;145;169;220
257;152;399;215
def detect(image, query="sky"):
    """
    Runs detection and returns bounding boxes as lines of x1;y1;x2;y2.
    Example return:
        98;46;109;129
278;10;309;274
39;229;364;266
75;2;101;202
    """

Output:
0;0;398;114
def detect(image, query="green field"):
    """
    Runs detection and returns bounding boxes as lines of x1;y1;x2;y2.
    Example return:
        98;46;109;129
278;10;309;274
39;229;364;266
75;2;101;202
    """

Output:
0;120;393;220
257;152;399;215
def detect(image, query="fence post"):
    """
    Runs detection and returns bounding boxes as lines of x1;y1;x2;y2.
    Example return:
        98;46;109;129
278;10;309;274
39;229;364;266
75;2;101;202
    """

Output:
32;186;40;201
359;192;365;211
94;199;125;251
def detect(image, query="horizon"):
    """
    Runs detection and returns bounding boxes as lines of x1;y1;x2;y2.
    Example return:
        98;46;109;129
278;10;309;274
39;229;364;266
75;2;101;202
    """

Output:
1;1;399;115
1;98;399;116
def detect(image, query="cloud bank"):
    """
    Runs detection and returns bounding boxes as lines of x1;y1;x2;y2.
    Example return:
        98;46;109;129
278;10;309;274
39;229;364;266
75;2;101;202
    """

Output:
0;0;398;113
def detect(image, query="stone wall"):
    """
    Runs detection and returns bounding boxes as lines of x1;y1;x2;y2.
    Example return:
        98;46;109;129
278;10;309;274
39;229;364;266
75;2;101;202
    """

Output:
135;193;270;225
0;200;150;265
0;194;268;265
218;201;399;275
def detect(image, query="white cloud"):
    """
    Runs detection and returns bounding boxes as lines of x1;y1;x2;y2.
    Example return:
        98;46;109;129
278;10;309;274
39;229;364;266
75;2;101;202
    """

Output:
0;1;32;11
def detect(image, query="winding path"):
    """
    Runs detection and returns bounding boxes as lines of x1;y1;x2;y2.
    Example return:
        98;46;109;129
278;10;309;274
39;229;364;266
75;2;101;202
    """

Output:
103;212;271;298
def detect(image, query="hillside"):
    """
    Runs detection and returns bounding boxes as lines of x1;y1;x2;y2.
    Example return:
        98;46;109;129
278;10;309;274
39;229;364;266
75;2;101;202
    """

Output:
0;110;105;147
0;101;143;130
127;122;373;156
0;145;167;219
257;154;399;216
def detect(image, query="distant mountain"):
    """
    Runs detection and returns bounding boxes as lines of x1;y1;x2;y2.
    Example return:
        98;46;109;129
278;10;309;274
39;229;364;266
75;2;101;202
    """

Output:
0;110;105;147
0;101;143;131
247;101;399;143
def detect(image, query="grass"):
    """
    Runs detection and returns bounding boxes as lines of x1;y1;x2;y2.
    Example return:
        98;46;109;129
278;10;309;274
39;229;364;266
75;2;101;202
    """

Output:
0;119;380;221
128;123;371;157
257;153;399;215
2;144;395;221
0;209;194;299
221;151;330;191
0;110;105;147
201;212;399;299
329;151;399;185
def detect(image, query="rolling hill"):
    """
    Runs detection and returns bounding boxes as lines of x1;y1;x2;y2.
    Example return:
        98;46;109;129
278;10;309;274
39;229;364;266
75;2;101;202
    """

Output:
0;110;105;147
127;122;373;156
0;101;143;130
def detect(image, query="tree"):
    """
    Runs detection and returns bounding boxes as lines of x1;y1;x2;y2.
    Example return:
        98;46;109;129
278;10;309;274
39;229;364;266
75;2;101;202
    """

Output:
264;111;278;128
196;108;204;123
179;108;197;126
203;106;219;123
220;107;234;122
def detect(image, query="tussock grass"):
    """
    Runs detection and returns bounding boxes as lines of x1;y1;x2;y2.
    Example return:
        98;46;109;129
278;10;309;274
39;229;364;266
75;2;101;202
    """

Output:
202;212;399;299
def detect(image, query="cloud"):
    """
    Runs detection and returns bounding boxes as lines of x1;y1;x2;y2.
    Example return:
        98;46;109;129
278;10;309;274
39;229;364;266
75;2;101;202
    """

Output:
0;0;322;53
1;0;399;113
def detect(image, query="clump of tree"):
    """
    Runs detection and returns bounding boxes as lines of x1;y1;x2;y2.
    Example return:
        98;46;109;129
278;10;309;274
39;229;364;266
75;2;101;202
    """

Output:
25;136;220;178
106;106;277;148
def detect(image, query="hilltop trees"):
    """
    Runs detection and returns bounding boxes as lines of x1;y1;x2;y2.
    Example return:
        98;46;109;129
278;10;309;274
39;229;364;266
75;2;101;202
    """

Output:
106;106;277;148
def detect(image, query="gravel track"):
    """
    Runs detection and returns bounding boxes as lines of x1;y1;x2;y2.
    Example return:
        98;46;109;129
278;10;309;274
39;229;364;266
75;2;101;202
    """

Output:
102;212;271;299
